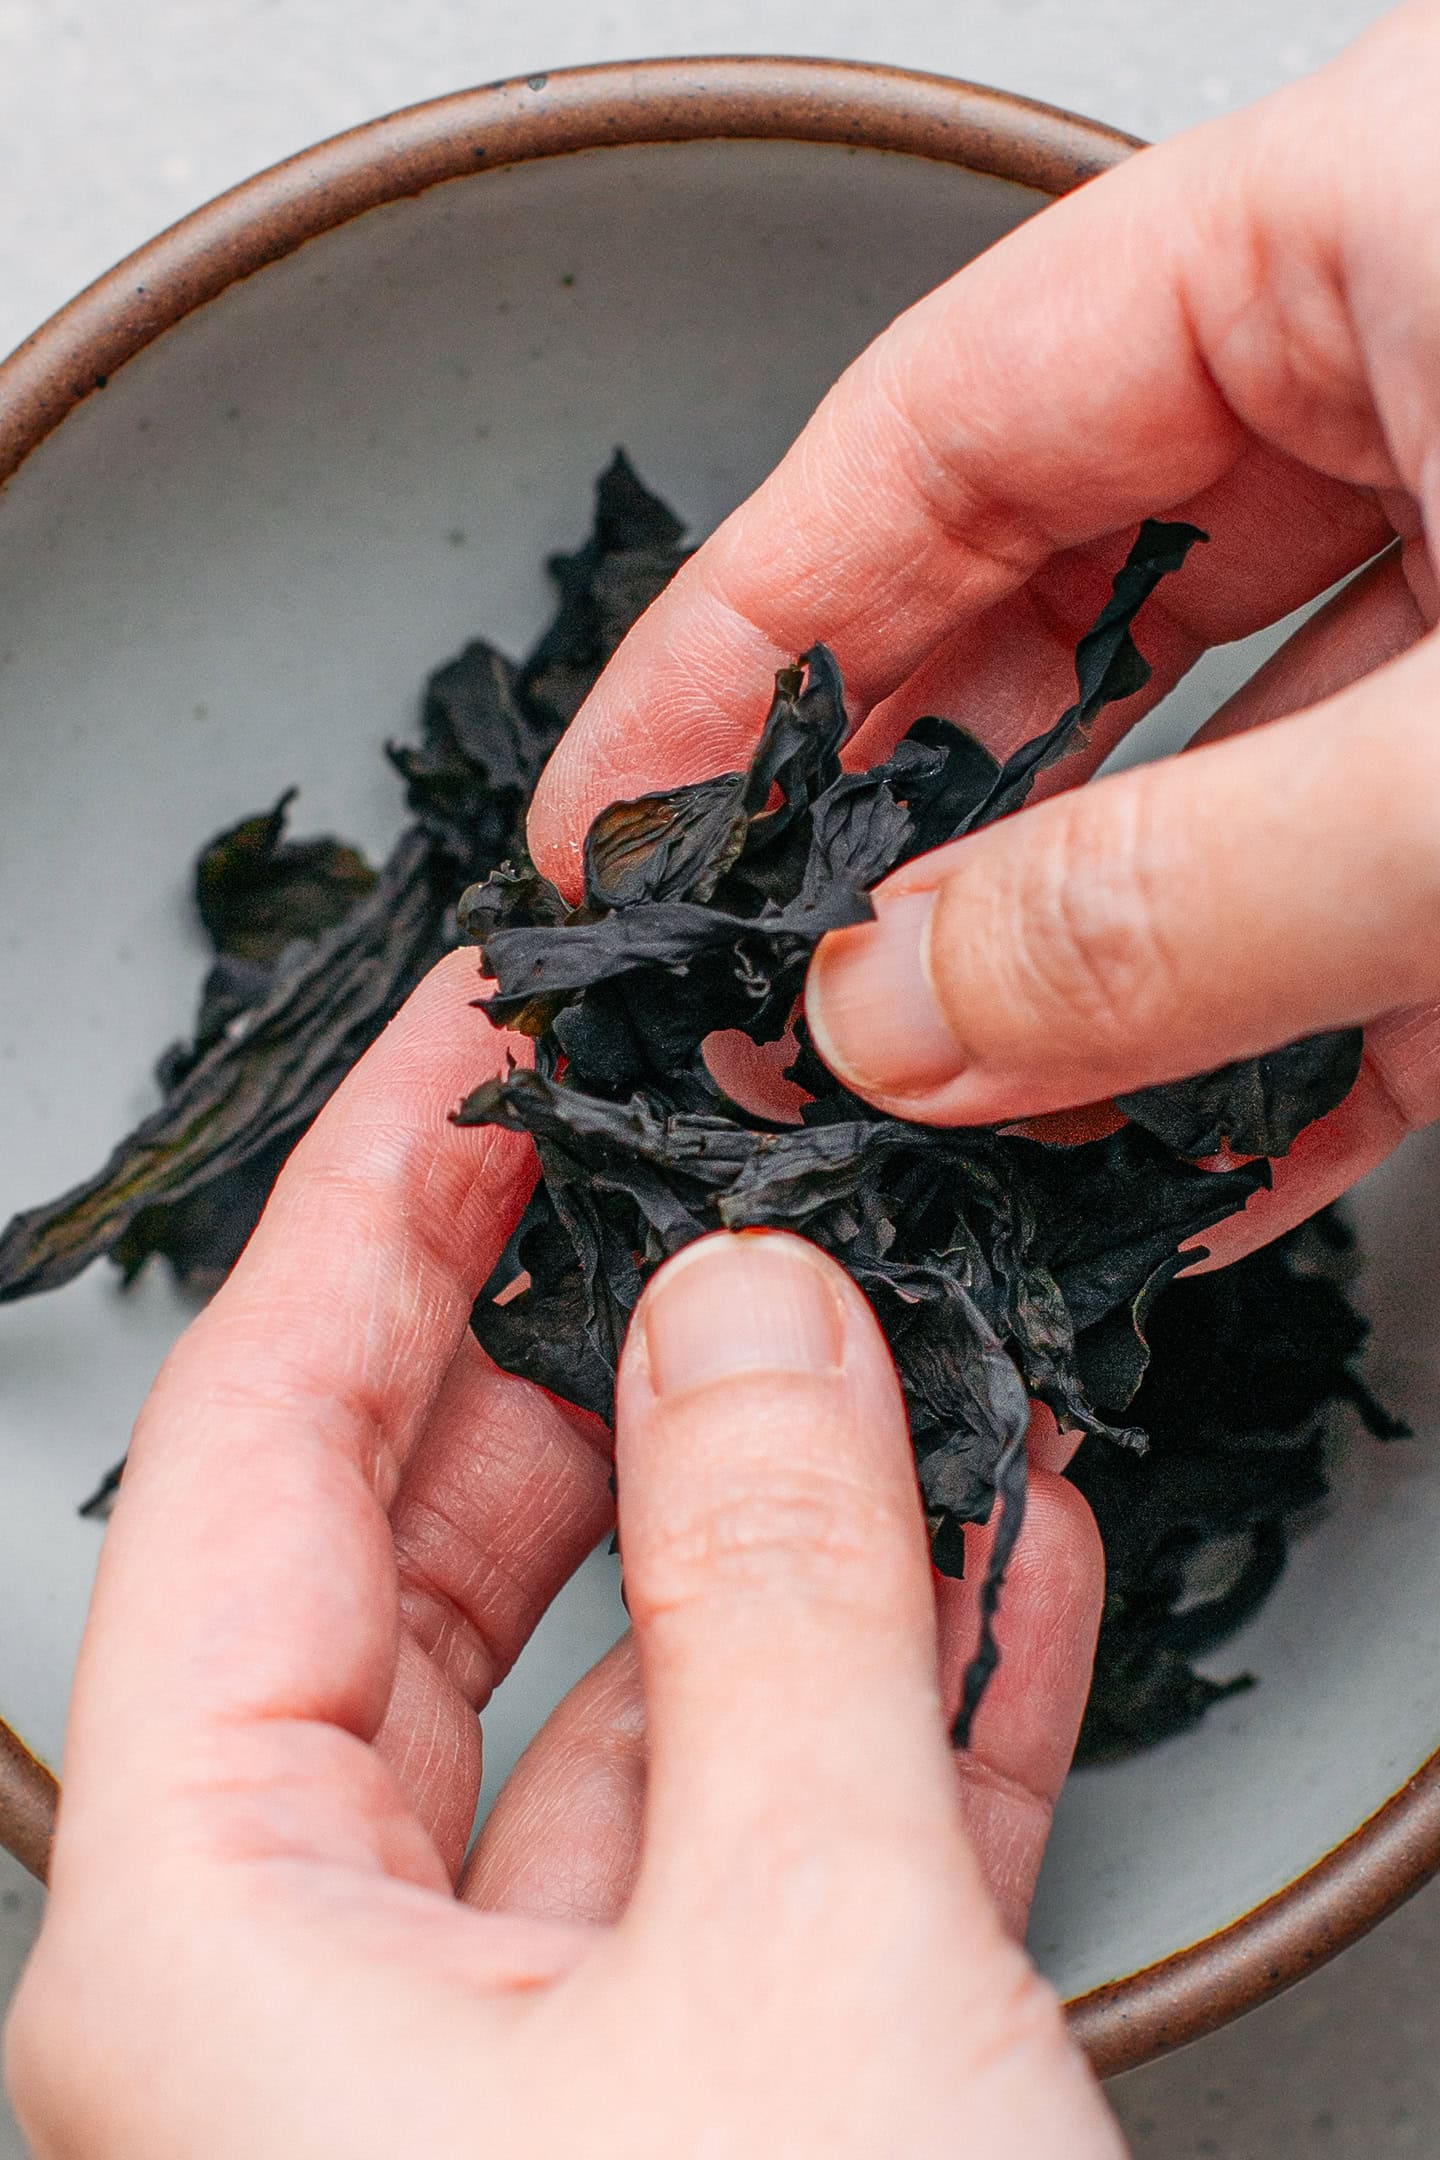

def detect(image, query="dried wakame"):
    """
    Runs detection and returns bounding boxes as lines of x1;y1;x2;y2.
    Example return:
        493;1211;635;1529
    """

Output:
452;498;1396;1746
0;455;1400;1755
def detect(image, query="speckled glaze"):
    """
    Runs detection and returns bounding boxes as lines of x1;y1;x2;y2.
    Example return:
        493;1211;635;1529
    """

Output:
0;54;1436;2080
1069;1751;1440;2075
0;1725;53;1886
0;57;1135;481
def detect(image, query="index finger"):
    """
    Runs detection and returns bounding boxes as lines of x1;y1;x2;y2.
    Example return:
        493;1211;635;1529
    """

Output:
55;951;534;1877
527;12;1429;888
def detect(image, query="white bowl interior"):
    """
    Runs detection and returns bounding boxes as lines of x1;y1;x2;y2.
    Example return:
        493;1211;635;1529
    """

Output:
2;135;1439;2005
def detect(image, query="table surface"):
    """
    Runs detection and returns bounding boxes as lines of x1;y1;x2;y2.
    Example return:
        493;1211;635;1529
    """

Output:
0;2;1427;2154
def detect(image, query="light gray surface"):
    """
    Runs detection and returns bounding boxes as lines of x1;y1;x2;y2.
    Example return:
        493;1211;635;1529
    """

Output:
0;4;1429;2157
0;0;1398;366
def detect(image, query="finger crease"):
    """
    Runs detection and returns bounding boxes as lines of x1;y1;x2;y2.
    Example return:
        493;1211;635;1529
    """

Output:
953;1744;1056;1828
396;1535;510;1711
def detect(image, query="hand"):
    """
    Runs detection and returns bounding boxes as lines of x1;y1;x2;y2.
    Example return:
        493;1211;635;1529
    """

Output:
528;0;1440;1265
4;953;1117;2159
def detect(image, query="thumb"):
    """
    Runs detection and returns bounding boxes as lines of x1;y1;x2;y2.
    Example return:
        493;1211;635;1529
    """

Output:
613;1230;965;1902
613;1228;1102;1947
805;633;1440;1124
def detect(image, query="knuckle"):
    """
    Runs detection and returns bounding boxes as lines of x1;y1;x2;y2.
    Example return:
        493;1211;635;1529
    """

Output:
954;1746;1054;1840
628;1466;883;1628
1363;1004;1440;1133
394;1511;508;1706
978;783;1177;1054
860;317;1050;581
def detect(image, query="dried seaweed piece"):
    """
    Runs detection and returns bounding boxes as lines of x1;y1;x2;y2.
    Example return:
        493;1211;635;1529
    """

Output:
459;512;1397;1745
0;829;446;1300
1076;1637;1255;1764
76;1460;125;1521
954;1433;1029;1746
476;646;871;1049
0;455;1402;1766
1116;1028;1365;1159
387;639;548;865
1071;1211;1401;1761
476;1180;626;1414
518;448;689;731
583;778;752;909
1114;1206;1408;1451
194;792;378;963
0;454;691;1303
897;716;1003;858
1015;1123;1269;1332
480;886;875;1035
968;520;1208;827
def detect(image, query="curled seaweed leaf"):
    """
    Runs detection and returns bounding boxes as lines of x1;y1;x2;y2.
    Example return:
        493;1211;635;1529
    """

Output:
459;512;1382;1740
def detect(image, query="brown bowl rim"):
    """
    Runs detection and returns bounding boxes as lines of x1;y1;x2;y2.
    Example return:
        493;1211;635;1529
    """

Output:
1;50;1433;2080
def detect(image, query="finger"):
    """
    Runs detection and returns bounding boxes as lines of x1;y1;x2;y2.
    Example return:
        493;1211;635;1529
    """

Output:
464;1482;1106;1946
1159;544;1435;1266
373;1335;615;1878
1005;548;1428;1270
804;631;1440;1126
524;6;1440;885
1195;544;1425;750
938;1474;1103;1940
713;542;1424;1130
531;400;1382;905
842;451;1387;788
1022;1398;1077;1475
56;950;533;1884
461;1635;645;1925
612;1230;969;1909
728;550;1425;1132
811;533;1438;1255
1011;546;1434;1272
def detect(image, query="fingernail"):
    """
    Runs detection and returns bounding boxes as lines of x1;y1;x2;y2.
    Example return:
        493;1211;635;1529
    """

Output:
640;1232;846;1398
805;888;962;1099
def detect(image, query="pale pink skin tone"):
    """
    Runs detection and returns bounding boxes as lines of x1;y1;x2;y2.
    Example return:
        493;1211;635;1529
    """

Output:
3;962;1113;2159
10;9;1440;2153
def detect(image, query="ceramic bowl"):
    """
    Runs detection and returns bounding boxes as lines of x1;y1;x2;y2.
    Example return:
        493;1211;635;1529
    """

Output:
2;57;1438;2078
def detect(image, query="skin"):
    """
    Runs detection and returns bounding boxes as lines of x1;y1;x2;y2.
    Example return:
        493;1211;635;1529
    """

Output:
527;0;1440;1269
3;959;1114;2158
10;5;1440;2150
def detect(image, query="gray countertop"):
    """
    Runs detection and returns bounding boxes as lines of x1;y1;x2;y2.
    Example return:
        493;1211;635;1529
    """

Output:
0;3;1429;2154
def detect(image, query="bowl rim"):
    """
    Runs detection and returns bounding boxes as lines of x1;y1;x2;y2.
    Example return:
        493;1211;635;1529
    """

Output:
0;54;1138;482
1;49;1433;2081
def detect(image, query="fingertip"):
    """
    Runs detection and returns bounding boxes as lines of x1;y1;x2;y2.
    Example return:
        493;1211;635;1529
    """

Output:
525;740;589;902
626;1230;853;1404
1024;1400;1082;1475
805;889;966;1109
1011;1471;1106;1670
525;576;792;901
